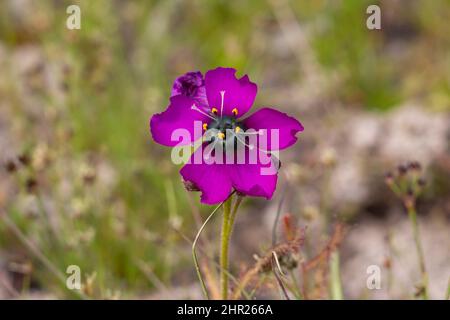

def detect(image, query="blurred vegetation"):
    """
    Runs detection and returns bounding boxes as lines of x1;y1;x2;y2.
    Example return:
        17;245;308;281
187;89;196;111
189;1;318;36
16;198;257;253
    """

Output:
0;0;448;298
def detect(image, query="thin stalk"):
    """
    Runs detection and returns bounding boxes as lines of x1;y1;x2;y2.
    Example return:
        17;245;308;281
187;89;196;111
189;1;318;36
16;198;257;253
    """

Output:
271;186;287;246
175;223;252;299
220;196;233;299
407;206;428;299
228;196;243;236
272;252;290;300
219;194;243;300
192;196;231;300
329;251;343;300
289;269;303;299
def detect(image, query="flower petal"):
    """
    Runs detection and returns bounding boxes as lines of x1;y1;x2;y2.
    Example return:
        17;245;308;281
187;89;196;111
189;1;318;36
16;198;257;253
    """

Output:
227;151;278;199
243;107;304;150
171;71;208;107
150;95;208;147
205;67;257;117
180;148;232;205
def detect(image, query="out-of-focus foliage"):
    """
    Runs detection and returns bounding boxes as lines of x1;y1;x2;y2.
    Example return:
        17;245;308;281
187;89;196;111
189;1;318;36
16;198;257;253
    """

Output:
0;0;448;298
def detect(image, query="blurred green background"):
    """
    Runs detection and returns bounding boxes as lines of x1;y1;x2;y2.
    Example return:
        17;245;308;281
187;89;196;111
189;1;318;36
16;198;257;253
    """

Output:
0;0;448;299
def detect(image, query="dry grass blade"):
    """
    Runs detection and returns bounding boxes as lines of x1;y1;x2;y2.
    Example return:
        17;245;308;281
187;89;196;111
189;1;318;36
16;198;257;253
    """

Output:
232;229;305;300
272;251;290;300
0;209;87;299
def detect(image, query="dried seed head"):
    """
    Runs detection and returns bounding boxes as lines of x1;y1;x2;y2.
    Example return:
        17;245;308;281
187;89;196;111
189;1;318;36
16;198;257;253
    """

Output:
5;160;17;173
406;188;414;197
82;170;96;185
397;164;408;175
384;172;394;186
279;253;299;270
26;178;38;194
18;153;30;166
404;189;415;209
418;177;426;187
408;161;421;172
79;163;96;185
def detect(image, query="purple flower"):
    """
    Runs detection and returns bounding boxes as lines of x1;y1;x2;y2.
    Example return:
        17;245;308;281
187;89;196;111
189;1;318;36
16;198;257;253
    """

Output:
150;67;303;205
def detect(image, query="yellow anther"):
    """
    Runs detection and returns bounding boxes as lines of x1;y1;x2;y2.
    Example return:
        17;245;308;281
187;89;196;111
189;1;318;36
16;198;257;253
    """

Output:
235;126;241;133
203;123;208;131
211;107;218;114
232;108;238;116
217;132;225;140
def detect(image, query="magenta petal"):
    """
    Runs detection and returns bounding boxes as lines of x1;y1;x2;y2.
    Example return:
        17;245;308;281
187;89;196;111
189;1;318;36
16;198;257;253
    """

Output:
243;107;304;151
180;147;232;205
227;152;278;199
205;67;257;117
150;95;207;147
171;71;208;107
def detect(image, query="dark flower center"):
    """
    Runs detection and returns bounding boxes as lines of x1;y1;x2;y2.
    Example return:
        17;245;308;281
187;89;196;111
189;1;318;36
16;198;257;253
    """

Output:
208;116;243;132
207;115;247;149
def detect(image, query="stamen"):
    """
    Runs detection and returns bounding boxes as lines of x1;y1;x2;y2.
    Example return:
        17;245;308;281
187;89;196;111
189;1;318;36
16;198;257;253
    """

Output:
232;108;238;116
255;146;271;155
235;126;241;133
211;107;218;115
233;131;271;154
202;123;208;131
191;104;216;120
239;130;261;136
217;132;225;140
233;132;255;150
203;139;219;160
220;91;225;117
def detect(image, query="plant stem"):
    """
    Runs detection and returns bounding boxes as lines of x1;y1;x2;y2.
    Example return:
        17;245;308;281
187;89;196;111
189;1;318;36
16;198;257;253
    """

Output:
192;199;228;300
329;251;343;300
407;206;429;299
219;195;243;299
289;269;303;299
228;196;243;236
220;196;232;299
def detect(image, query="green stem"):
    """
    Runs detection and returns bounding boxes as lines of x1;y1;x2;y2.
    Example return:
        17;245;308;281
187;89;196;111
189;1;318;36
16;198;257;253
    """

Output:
228;196;243;235
218;195;242;300
289;269;303;300
329;251;343;300
192;199;228;300
407;206;429;299
220;196;232;299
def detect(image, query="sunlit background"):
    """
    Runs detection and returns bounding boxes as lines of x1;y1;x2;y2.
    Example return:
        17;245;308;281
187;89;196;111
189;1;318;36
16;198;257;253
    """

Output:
0;0;449;299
